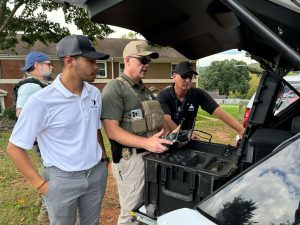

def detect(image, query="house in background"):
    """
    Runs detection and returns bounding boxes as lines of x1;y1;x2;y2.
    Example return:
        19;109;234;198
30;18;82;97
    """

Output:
0;38;196;110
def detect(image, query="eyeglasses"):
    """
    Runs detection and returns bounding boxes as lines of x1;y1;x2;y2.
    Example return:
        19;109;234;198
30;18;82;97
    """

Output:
129;56;151;65
41;62;53;67
180;73;195;80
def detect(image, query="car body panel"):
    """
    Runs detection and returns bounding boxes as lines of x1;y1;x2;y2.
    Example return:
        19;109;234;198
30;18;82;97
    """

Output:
157;208;217;225
198;134;300;224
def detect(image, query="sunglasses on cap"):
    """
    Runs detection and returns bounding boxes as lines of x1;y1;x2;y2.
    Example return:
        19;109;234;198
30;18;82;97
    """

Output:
129;56;152;65
179;73;195;80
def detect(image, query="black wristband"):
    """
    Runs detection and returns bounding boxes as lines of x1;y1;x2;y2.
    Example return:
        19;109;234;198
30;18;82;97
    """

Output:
101;157;109;162
36;180;47;190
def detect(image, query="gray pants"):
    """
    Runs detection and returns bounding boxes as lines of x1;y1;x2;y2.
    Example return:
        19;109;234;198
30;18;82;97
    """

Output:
44;162;108;225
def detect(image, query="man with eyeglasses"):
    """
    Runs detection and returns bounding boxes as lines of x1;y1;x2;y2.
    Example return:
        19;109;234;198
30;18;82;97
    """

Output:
15;51;53;118
101;40;174;225
157;61;244;140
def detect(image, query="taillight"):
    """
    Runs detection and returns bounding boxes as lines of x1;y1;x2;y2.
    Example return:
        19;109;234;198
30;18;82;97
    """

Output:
243;108;251;128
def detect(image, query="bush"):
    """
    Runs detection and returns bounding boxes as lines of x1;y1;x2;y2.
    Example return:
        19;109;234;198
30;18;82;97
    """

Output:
2;107;16;121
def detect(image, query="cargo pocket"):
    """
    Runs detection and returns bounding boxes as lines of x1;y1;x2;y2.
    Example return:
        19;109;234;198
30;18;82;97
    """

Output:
131;118;147;133
145;110;164;131
142;100;164;135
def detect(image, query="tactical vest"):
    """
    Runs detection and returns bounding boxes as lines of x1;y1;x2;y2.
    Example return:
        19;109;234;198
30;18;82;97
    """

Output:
117;77;164;137
13;77;48;107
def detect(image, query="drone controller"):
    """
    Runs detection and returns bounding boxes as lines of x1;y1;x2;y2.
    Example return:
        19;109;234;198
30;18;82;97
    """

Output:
163;130;190;145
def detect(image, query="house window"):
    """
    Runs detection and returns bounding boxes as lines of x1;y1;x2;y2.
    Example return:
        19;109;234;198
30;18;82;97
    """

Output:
119;63;124;74
96;62;107;78
170;63;178;77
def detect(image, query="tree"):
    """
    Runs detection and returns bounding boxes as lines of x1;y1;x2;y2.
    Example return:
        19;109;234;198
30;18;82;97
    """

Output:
247;63;264;74
201;59;251;96
216;195;257;225
246;73;260;99
121;31;139;39
0;0;114;51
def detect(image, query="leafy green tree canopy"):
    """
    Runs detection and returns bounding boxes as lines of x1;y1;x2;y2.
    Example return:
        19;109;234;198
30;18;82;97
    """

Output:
0;0;114;51
201;59;251;96
121;31;139;39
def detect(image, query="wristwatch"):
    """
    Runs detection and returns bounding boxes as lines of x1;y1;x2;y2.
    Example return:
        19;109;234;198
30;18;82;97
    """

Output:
101;157;110;162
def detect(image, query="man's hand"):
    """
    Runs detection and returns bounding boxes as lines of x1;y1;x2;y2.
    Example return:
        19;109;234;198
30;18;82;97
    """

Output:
171;125;181;134
145;129;173;153
190;132;200;140
238;127;245;139
37;181;49;196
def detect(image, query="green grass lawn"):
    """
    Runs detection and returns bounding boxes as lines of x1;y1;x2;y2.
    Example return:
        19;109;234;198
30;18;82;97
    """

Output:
0;104;244;224
0;131;40;225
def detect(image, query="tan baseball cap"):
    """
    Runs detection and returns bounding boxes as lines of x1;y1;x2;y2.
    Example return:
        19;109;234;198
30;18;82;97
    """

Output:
123;40;159;59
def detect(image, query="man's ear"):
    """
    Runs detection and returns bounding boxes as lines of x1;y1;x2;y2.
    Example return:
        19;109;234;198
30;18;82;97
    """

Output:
34;62;40;70
172;73;176;79
64;56;75;66
124;56;130;65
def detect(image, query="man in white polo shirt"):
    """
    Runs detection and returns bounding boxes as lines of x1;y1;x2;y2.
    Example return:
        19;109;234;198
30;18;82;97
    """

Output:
7;34;110;225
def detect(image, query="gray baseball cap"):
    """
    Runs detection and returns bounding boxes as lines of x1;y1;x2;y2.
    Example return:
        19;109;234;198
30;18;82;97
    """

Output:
56;35;109;60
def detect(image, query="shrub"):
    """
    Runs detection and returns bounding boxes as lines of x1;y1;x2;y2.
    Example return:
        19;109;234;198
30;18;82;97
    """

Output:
2;107;17;121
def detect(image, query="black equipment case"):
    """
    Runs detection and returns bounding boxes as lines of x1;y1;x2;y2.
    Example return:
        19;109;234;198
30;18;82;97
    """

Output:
143;140;238;217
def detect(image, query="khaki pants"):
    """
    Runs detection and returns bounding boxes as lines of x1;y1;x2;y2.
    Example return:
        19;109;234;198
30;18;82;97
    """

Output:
112;153;146;225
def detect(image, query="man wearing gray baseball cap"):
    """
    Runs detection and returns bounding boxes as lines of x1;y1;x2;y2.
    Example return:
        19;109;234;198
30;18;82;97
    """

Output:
7;34;110;225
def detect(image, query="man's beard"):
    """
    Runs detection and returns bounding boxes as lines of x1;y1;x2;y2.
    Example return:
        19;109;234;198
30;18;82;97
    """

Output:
42;71;53;81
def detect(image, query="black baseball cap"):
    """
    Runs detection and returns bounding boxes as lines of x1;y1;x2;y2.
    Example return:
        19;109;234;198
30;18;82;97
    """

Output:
56;35;110;60
174;61;198;75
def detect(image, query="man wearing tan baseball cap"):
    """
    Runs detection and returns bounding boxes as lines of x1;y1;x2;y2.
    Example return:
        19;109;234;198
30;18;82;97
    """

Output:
123;40;159;59
101;40;174;225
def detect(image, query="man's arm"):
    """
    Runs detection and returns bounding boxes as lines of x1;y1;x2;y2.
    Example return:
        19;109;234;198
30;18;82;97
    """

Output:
163;114;178;131
16;108;21;118
212;106;245;138
97;129;109;165
97;129;106;155
7;142;48;194
102;119;173;153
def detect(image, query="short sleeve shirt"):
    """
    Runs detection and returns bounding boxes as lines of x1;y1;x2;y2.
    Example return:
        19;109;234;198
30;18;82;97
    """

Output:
16;83;43;108
9;75;103;171
101;73;154;134
157;85;219;130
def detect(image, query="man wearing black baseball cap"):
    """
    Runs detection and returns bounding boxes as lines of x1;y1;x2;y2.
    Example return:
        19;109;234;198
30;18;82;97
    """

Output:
157;61;244;139
7;35;110;225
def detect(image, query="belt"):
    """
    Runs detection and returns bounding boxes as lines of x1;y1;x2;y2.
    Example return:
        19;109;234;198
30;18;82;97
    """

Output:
121;147;146;160
126;148;146;154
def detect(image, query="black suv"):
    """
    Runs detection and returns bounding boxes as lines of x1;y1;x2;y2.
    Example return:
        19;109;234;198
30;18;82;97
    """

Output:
56;0;300;224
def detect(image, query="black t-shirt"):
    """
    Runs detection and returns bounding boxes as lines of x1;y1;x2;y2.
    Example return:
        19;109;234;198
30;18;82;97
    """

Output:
157;85;219;130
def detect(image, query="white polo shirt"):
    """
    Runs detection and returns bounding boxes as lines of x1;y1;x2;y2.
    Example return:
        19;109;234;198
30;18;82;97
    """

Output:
10;74;103;171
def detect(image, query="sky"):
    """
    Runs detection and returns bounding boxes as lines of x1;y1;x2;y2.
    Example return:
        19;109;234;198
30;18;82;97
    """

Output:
46;8;139;38
197;49;258;67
